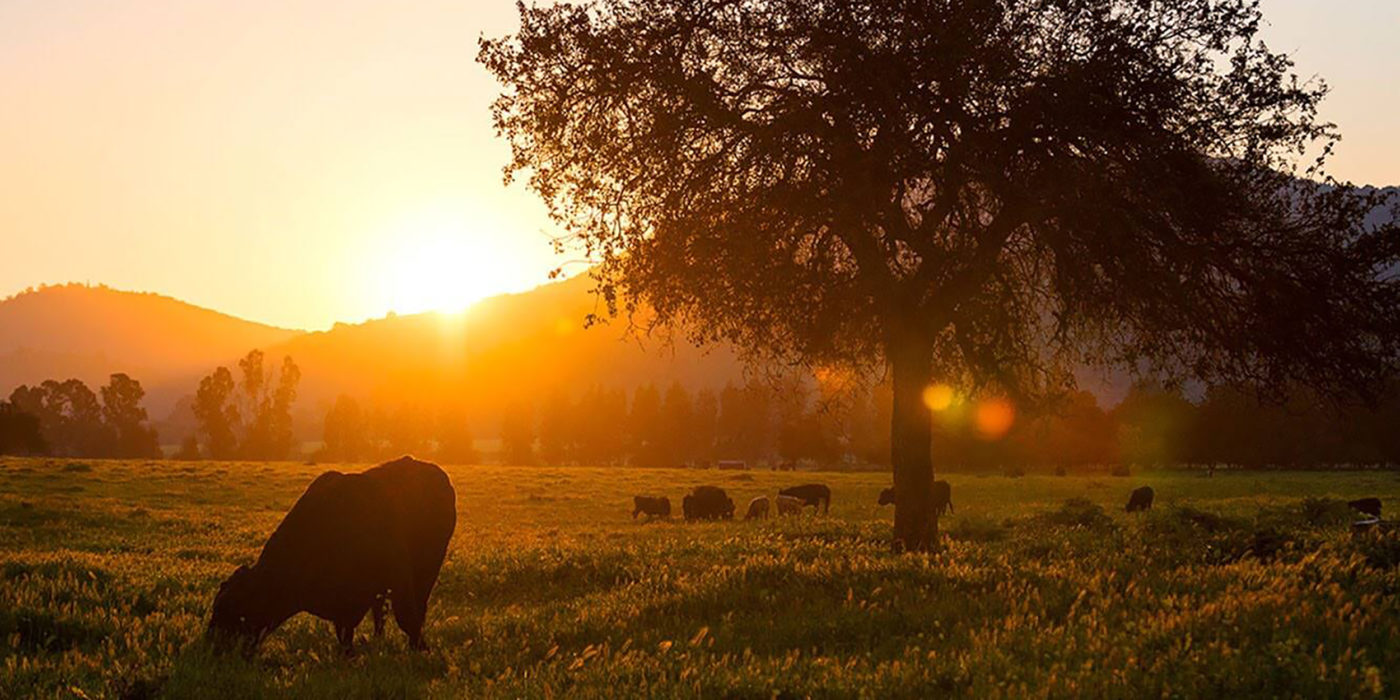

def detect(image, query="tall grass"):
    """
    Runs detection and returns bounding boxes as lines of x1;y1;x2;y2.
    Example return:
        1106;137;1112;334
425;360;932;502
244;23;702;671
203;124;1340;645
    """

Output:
0;458;1396;697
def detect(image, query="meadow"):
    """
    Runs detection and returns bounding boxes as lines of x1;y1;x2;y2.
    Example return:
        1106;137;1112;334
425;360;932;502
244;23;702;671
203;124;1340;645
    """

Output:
0;458;1397;698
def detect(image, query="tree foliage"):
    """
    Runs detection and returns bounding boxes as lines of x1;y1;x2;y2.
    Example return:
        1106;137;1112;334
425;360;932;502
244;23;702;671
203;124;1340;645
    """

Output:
6;375;160;458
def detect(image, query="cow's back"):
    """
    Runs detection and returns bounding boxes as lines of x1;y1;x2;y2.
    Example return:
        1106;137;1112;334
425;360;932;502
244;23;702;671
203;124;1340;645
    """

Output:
253;457;455;617
253;471;393;615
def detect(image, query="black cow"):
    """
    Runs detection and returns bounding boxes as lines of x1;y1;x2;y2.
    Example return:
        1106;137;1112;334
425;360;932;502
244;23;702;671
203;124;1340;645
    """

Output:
779;483;831;514
682;485;734;521
208;456;456;655
1348;497;1382;519
1125;486;1155;513
632;495;672;520
878;481;954;516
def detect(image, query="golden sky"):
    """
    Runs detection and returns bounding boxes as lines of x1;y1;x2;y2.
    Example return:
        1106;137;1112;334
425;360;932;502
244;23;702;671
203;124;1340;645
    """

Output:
1;0;1396;331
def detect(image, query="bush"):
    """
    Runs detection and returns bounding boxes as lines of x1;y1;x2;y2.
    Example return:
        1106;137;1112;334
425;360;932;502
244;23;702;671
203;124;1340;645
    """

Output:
1300;497;1353;527
947;515;1007;542
1353;526;1400;570
1037;498;1113;529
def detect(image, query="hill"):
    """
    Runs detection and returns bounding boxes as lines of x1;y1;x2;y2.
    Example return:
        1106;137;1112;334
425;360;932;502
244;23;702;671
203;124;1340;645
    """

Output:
0;284;302;407
250;274;750;436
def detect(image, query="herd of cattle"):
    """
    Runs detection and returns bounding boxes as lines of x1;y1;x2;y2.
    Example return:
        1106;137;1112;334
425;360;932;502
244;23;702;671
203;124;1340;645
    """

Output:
632;481;958;521
634;482;1387;522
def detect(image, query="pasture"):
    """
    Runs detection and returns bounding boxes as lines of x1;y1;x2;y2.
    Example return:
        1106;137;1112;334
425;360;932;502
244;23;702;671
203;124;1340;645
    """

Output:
1;458;1397;698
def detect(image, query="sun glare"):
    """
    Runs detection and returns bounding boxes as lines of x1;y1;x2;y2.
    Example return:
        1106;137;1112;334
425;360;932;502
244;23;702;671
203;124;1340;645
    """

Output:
373;209;524;316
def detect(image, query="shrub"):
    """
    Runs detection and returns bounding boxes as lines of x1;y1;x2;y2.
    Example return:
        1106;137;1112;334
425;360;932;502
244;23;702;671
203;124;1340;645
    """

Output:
1037;498;1113;529
1353;527;1400;570
947;515;1006;542
1300;497;1352;526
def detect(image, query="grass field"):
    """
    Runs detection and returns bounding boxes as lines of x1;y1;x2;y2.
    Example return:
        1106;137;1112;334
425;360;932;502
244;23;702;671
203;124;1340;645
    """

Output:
1;458;1398;698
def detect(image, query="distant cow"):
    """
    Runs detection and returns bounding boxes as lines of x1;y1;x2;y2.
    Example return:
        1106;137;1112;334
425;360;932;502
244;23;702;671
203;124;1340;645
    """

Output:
632;495;671;520
1125;486;1155;513
744;496;770;520
775;495;805;516
683;485;735;521
1348;497;1382;519
779;483;831;514
208;456;455;655
877;481;954;516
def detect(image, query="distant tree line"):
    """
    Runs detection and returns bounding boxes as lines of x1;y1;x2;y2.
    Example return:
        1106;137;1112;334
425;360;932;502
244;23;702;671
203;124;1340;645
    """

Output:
314;395;478;465
486;379;1400;471
186;350;301;460
2;374;160;457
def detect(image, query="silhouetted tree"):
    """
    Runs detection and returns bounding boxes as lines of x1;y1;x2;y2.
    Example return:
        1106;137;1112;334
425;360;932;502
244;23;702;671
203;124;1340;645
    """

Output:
483;0;1399;549
194;366;239;459
10;379;113;456
1113;384;1195;468
691;388;719;463
539;388;575;465
659;382;695;466
382;402;432;458
174;435;201;461
100;373;161;458
501;401;536;465
849;383;893;466
716;383;771;462
629;384;663;466
574;385;628;465
435;404;479;465
0;402;46;455
1019;390;1116;469
322;395;369;461
236;351;302;459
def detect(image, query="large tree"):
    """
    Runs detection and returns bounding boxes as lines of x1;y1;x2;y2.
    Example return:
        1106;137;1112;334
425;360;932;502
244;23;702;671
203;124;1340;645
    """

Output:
481;0;1399;550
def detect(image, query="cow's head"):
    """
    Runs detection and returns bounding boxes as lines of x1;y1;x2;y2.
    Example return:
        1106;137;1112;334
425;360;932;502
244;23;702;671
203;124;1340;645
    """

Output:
207;565;271;654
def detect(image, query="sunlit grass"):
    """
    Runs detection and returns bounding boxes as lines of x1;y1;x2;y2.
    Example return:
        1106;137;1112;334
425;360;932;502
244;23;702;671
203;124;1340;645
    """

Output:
0;458;1396;697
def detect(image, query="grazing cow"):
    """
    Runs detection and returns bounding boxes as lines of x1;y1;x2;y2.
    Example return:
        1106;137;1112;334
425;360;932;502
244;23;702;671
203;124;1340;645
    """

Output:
776;494;805;516
877;481;954;516
632;495;671;520
744;496;770;520
1348;497;1382;519
779;483;831;514
1125;486;1155;513
683;485;735;521
207;456;456;655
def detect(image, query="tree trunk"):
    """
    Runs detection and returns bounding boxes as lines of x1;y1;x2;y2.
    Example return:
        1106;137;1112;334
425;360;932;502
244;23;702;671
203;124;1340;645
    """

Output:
888;325;937;553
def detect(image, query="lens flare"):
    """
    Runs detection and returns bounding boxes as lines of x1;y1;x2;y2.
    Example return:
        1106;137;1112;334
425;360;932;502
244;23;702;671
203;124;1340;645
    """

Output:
923;384;955;411
975;398;1015;440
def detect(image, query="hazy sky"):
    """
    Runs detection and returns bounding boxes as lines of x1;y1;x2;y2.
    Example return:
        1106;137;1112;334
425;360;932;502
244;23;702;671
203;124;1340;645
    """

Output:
2;0;1396;330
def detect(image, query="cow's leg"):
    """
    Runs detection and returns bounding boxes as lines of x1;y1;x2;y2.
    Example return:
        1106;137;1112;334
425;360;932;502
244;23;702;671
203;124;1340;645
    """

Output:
390;587;429;651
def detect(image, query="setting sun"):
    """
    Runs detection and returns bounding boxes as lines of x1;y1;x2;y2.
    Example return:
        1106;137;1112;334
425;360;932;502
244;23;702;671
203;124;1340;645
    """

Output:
371;209;529;316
